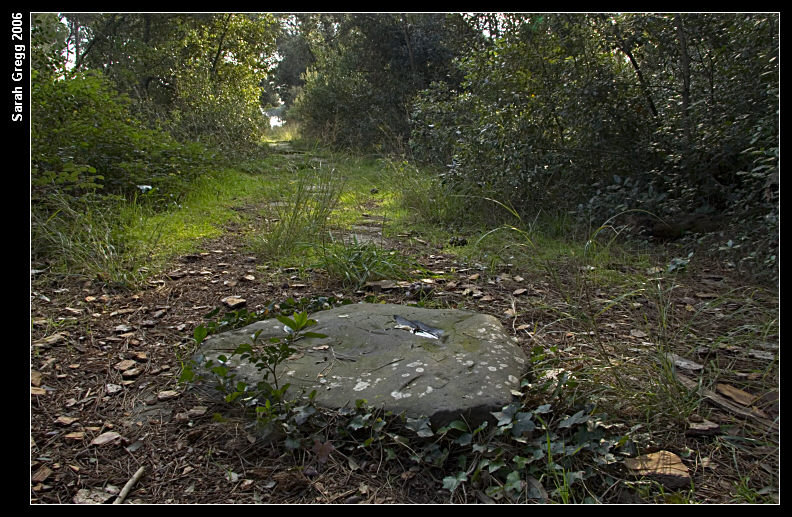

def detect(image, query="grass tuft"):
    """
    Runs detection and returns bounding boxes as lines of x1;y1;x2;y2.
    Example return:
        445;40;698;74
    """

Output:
248;161;345;263
315;237;416;290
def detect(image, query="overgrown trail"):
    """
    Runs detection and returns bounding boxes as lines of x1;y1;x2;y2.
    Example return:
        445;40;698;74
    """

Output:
31;148;779;504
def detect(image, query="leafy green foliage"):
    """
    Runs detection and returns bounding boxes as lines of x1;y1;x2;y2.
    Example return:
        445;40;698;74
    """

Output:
30;14;281;280
432;402;626;503
31;69;213;203
30;13;69;78
290;13;476;152
62;13;278;154
186;310;326;426
29;65;215;277
409;13;779;234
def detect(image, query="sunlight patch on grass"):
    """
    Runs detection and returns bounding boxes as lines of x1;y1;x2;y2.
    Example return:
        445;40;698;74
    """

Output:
122;167;280;267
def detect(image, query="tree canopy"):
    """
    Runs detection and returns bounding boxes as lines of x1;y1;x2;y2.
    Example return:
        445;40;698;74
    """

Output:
31;12;779;234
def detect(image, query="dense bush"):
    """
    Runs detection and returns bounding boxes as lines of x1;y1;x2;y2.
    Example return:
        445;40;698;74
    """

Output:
408;14;779;226
57;13;278;156
31;69;213;207
290;50;383;151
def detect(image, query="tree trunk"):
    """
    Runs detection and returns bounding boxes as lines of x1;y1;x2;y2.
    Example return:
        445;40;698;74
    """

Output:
675;14;693;153
211;14;233;77
620;42;658;120
400;14;417;84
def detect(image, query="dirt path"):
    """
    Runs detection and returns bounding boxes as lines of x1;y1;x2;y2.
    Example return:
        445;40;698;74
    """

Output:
30;209;484;503
31;199;779;503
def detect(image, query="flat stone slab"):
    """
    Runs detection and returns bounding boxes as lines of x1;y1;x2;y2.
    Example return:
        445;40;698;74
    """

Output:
193;303;529;426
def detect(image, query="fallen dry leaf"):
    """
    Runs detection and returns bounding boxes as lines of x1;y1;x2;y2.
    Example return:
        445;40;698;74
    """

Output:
157;390;180;401
64;431;85;442
312;438;335;464
73;488;115;504
105;383;123;395
675;373;774;429
33;332;67;347
91;431;122;446
716;383;757;406
221;296;246;309
665;353;703;371
624;450;690;489
109;308;136;317
114;359;137;371
32;466;53;484
685;419;721;436
187;406;208;418
122;368;143;378
55;416;79;426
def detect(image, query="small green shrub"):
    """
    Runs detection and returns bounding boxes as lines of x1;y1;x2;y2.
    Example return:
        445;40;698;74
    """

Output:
183;310;326;426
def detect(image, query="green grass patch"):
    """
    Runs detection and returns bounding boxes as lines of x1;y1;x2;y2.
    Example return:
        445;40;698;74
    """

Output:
31;163;296;287
260;121;302;144
125;167;279;262
31;192;153;287
314;237;416;290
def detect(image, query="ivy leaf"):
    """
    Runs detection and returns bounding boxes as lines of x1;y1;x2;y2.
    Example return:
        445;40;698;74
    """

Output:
347;414;370;431
455;433;473;446
292;405;316;426
442;471;467;492
504;470;523;493
512;411;536;437
406;416;434;437
439;420;468;433
558;409;590;429
533;404;552;415
491;403;519;427
563;470;586;487
525;476;548;501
